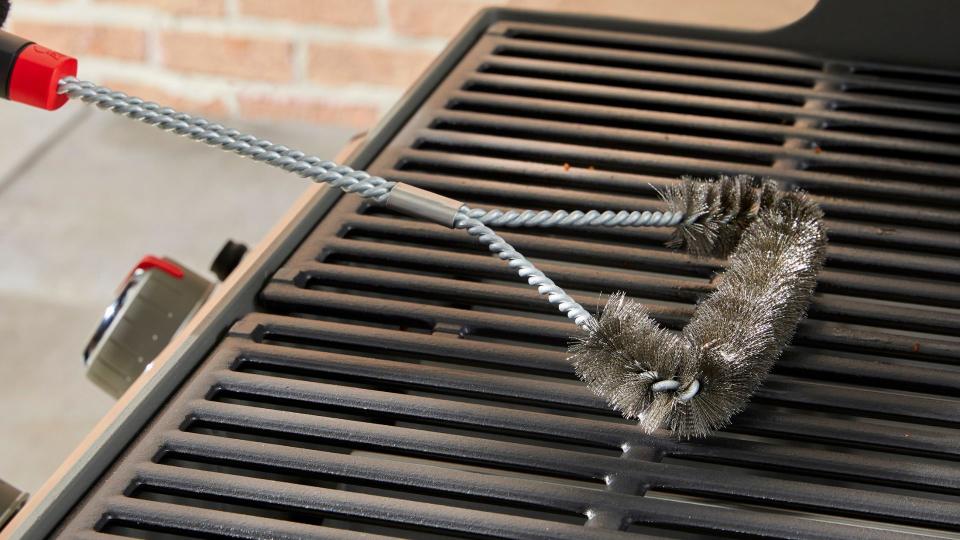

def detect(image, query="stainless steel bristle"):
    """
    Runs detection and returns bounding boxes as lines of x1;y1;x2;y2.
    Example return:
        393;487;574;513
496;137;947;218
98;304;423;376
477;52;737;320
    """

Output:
662;174;778;257
570;178;827;439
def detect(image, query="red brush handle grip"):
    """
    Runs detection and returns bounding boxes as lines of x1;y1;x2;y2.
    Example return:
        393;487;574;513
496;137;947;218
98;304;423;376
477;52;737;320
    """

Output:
1;29;76;110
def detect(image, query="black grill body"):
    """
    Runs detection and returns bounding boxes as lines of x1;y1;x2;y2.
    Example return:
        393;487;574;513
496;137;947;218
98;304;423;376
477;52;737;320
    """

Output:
24;5;960;539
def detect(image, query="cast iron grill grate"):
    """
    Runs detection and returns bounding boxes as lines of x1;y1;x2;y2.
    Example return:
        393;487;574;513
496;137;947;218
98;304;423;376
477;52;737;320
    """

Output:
57;18;960;540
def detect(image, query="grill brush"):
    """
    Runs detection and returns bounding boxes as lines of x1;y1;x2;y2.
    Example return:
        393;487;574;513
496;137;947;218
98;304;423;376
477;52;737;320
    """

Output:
0;30;826;438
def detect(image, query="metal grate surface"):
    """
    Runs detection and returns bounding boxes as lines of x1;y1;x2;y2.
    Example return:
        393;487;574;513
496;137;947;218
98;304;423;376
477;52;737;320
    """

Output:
57;17;960;540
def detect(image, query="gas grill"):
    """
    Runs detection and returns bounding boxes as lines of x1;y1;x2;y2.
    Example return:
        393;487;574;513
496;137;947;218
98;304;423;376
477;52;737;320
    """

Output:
5;3;960;539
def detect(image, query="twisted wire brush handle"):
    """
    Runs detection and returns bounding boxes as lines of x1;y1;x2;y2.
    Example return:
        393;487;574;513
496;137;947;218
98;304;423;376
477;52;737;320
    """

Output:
58;78;396;201
57;78;827;439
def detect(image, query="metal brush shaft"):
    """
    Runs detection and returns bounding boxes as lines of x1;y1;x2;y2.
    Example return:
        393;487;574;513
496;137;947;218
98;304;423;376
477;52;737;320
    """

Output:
455;207;596;332
462;207;684;228
58;78;395;202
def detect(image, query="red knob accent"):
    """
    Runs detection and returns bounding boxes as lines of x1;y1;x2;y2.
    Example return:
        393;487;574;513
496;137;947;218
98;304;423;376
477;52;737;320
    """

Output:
8;43;77;110
134;255;185;279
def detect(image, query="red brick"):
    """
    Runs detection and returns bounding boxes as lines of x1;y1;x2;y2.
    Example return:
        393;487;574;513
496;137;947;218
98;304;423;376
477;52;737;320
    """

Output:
7;21;145;61
238;96;380;129
239;0;378;27
389;0;495;38
160;31;293;81
93;0;225;16
102;80;229;117
308;44;435;87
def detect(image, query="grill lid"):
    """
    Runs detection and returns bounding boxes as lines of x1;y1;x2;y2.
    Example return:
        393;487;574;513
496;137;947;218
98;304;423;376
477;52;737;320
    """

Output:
49;10;960;540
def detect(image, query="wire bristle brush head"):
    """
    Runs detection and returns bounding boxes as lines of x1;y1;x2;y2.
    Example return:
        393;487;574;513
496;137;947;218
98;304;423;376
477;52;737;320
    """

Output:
662;174;778;258
570;178;827;438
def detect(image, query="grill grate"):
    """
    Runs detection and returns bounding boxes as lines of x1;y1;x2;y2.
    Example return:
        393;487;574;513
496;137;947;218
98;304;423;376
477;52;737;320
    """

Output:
55;16;960;540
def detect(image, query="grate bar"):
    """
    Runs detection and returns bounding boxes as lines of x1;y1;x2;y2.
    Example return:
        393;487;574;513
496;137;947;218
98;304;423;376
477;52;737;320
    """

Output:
225;345;607;412
414;128;960;204
478;53;960;118
774;349;960;394
671;440;960;492
246;312;575;374
260;281;639;336
753;377;960;424
99;497;389;539
730;406;960;458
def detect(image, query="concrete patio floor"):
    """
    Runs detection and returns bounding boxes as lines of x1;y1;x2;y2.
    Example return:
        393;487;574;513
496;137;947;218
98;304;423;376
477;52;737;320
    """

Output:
0;99;353;493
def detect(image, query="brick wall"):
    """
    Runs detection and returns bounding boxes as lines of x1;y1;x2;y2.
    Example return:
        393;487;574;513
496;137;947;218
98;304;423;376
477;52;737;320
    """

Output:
4;0;812;129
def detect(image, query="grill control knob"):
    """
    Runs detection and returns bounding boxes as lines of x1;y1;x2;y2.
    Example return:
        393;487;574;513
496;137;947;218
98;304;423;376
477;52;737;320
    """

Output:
210;239;248;281
0;478;27;529
83;256;212;398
